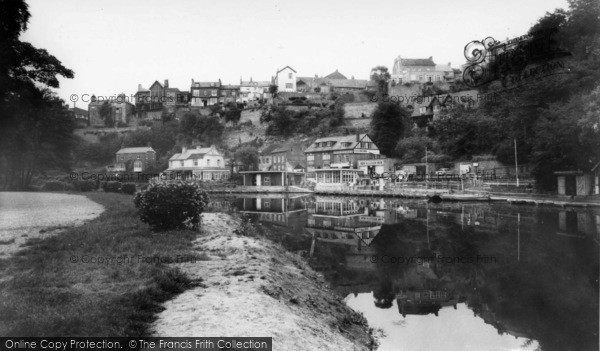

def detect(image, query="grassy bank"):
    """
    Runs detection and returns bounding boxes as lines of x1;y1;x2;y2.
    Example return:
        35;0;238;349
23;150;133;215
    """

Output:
0;192;203;336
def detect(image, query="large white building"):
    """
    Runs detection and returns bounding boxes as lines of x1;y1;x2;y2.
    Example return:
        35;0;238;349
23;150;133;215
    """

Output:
274;66;297;92
166;145;230;180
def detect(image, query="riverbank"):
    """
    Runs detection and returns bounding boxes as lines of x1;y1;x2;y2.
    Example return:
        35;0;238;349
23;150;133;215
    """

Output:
151;212;376;350
0;192;201;336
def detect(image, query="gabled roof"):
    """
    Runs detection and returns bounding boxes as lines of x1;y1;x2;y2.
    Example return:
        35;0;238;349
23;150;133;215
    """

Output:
304;134;376;153
117;147;155;154
149;80;163;90
270;142;306;154
325;70;348;80
276;66;297;74
169;146;220;161
399;58;436;67
260;143;282;156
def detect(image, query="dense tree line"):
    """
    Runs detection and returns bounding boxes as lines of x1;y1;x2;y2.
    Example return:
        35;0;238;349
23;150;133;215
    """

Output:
0;0;75;189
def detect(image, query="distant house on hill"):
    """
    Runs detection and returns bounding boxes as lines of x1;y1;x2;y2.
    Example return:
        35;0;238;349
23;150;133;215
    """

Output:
274;66;297;92
240;77;271;102
88;94;135;127
113;146;156;172
325;69;348;80
391;56;456;84
296;70;372;94
190;80;221;107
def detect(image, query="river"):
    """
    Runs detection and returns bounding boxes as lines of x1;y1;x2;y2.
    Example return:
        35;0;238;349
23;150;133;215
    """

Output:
208;194;599;351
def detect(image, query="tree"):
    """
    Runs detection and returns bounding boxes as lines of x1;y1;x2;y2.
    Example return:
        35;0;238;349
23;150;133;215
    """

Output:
192;116;224;146
98;101;114;127
269;84;278;97
370;66;391;95
0;0;75;189
370;102;411;157
233;146;259;171
224;104;242;126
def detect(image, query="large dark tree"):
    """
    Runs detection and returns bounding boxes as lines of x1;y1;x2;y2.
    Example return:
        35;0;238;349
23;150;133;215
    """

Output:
369;102;411;157
0;0;75;189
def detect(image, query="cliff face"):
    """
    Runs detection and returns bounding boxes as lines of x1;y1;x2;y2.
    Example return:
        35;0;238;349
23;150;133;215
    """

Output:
151;212;376;351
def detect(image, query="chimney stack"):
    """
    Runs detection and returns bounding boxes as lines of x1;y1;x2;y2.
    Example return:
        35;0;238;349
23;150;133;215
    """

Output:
164;79;169;88
182;146;187;153
138;84;142;91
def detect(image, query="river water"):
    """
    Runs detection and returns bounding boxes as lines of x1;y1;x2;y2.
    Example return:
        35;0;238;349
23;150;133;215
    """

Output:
208;195;599;351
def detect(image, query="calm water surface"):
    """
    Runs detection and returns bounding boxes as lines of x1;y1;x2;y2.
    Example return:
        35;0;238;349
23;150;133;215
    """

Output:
208;195;600;351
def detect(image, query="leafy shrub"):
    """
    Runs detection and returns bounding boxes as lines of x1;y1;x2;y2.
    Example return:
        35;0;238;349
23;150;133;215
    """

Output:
233;214;259;236
121;183;137;195
43;181;73;191
72;180;97;192
102;181;122;193
133;182;209;231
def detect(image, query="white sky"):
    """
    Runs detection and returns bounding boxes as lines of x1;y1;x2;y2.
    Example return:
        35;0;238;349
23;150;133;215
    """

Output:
20;0;569;109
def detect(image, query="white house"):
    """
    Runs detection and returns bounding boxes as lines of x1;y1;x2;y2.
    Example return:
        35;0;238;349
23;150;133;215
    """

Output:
274;66;297;92
240;78;271;102
166;145;230;180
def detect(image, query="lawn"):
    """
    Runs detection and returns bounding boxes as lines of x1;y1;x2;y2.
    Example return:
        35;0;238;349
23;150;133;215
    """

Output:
0;192;203;336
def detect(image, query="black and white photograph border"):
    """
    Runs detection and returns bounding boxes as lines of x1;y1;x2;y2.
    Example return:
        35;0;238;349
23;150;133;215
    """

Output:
0;0;599;350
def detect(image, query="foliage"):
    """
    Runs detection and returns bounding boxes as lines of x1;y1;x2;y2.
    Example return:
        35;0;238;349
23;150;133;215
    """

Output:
133;182;209;231
0;0;75;190
121;183;137;195
223;104;242;126
75;132;123;165
233;145;259;171
102;181;122;193
42;181;73;191
395;129;439;163
71;180;97;192
98;101;113;128
369;102;412;157
233;214;259;236
370;66;391;95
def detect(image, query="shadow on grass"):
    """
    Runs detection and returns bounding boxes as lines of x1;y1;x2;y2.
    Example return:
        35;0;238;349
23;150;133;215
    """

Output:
0;192;204;336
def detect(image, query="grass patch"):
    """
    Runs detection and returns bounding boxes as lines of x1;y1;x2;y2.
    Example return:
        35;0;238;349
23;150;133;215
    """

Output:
0;192;202;336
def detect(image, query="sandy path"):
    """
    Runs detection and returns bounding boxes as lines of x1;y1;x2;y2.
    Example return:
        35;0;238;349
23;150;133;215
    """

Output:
0;192;105;257
152;213;373;351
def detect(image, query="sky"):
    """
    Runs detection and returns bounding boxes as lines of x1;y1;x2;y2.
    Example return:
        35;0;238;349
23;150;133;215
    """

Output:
20;0;570;109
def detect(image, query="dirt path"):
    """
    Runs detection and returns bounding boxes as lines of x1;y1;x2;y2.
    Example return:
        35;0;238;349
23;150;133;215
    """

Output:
0;192;105;258
151;213;375;351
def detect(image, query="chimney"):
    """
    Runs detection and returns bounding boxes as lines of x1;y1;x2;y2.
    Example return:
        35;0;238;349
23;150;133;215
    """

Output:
182;146;187;153
164;79;169;88
448;62;451;67
138;84;142;91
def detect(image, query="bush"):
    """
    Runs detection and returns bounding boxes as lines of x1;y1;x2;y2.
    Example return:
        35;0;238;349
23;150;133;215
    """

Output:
133;182;209;231
102;181;122;193
121;183;137;195
72;180;97;192
43;181;72;191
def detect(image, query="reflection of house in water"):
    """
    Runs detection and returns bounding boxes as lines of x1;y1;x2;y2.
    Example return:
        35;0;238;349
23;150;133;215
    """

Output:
557;210;600;242
396;290;458;317
238;196;307;233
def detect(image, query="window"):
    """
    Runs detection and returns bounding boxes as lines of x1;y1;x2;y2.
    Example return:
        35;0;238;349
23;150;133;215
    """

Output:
420;107;426;114
436;75;441;81
307;154;314;161
194;159;198;166
211;90;217;97
204;90;208;96
419;75;423;81
323;154;330;161
207;159;210;166
180;161;184;167
217;159;221;166
288;73;292;79
285;83;293;89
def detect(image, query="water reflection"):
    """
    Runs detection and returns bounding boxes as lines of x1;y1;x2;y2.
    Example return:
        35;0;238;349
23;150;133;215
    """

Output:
208;195;600;351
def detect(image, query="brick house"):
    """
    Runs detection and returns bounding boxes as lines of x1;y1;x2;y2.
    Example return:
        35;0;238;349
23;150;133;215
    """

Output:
220;85;240;104
191;80;221;107
269;143;307;172
114;147;156;172
391;56;455;84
